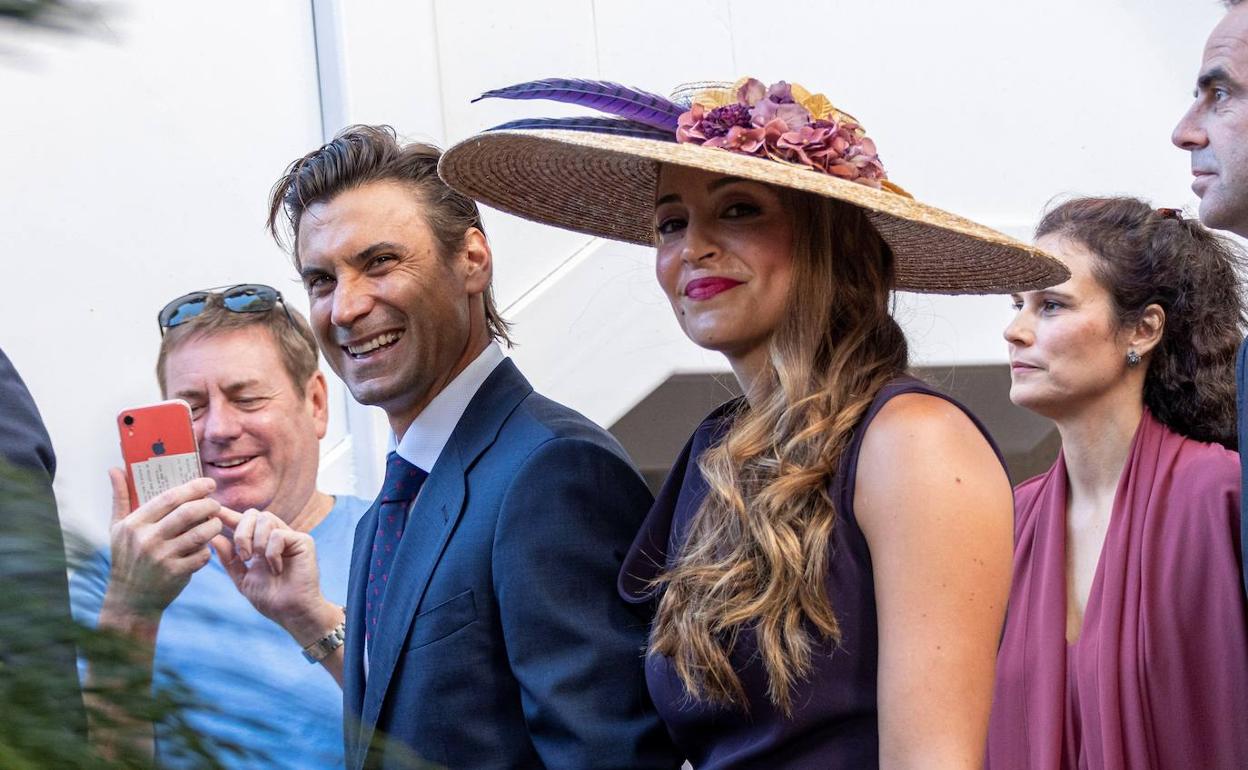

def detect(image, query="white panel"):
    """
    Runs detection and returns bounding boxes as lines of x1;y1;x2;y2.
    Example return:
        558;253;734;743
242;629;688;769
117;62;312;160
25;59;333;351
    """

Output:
432;0;604;307
0;3;326;545
328;0;446;143
593;0;735;85
896;294;1017;366
723;0;1221;224
433;0;598;137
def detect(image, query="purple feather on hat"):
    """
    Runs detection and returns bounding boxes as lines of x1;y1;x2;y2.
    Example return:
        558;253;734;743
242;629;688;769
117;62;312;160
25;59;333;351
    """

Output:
474;78;685;132
488;116;678;142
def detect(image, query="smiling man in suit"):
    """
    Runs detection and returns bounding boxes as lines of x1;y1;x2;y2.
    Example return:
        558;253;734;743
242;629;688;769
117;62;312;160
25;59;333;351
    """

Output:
215;125;676;769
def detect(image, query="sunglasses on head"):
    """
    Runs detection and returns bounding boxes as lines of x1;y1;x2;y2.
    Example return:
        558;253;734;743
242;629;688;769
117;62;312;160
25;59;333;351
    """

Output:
157;284;294;336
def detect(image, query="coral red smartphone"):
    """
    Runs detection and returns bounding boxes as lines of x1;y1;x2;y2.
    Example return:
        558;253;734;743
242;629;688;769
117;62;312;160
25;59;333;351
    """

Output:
116;400;202;512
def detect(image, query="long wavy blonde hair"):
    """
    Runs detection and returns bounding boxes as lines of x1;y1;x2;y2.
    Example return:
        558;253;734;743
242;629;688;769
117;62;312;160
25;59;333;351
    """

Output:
648;188;908;714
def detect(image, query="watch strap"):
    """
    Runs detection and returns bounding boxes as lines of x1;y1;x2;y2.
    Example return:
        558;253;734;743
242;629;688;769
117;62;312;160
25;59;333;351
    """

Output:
302;619;346;664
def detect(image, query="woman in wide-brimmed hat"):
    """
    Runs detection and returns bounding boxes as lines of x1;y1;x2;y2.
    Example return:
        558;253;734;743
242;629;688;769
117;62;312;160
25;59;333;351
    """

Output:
441;77;1067;768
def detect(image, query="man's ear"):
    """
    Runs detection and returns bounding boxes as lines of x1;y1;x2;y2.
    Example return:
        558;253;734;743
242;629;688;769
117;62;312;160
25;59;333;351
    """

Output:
458;227;493;297
1130;303;1166;358
306;370;329;440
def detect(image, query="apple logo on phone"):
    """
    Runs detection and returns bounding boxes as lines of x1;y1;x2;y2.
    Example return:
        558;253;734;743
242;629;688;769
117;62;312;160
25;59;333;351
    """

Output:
152;440;166;456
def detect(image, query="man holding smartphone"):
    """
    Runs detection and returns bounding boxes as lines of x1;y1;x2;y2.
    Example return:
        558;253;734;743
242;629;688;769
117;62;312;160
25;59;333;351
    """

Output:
71;291;369;769
213;126;677;769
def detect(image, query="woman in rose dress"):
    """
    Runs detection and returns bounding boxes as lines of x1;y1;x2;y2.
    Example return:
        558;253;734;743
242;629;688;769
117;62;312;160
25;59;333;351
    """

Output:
988;197;1248;769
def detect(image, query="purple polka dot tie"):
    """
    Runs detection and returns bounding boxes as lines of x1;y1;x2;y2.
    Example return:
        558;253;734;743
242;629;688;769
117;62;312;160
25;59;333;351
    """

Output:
365;452;427;654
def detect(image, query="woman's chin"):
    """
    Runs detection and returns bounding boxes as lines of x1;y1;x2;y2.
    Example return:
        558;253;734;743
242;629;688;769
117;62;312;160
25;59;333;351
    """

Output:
684;333;750;360
1009;387;1059;419
681;320;758;353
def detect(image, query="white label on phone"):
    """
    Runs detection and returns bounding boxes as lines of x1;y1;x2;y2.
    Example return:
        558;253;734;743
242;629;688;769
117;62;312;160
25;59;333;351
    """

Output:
132;452;201;505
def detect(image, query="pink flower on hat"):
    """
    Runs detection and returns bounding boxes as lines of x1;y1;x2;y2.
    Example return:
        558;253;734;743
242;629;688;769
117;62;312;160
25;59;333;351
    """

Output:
676;77;895;190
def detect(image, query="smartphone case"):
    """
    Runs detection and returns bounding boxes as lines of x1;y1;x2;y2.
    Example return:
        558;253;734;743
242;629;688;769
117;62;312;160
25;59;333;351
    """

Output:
117;400;201;511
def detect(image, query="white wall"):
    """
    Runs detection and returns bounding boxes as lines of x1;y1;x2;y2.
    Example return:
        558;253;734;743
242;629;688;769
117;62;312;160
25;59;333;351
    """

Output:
0;3;328;545
1;0;1229;545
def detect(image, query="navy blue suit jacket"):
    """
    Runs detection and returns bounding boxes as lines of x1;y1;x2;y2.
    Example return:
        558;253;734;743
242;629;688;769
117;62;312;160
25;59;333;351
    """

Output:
0;347;58;479
0;347;85;738
342;359;678;769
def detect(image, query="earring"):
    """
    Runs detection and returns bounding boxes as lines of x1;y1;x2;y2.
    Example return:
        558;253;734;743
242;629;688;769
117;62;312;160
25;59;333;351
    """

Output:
1126;349;1141;367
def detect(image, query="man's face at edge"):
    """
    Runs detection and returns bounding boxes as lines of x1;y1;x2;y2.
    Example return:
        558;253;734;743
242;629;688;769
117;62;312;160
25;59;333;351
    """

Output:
1173;4;1248;237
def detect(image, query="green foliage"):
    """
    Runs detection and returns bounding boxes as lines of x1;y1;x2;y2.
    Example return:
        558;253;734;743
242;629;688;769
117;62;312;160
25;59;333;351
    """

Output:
0;0;102;31
0;460;247;768
0;1;78;21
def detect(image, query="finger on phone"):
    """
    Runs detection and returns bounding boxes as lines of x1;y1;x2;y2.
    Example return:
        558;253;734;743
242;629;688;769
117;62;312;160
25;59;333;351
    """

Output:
156;497;222;540
172;547;213;576
109;467;131;524
135;477;217;525
174;515;223;557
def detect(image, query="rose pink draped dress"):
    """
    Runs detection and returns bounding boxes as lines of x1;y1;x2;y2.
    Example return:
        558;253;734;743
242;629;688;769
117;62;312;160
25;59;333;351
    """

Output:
987;409;1248;769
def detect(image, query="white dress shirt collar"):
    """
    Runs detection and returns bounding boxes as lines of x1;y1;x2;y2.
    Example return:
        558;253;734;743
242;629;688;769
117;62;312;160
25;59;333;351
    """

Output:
394;343;506;473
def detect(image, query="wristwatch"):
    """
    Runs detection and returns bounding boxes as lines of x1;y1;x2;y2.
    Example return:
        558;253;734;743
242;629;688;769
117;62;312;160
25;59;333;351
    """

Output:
302;619;347;664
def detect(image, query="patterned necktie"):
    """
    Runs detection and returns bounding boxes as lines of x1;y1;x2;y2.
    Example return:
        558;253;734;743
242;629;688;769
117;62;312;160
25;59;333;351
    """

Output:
365;451;427;653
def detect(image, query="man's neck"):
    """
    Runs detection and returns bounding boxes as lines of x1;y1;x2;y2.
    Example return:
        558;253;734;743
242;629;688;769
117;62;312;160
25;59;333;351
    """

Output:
284;490;336;533
388;334;492;439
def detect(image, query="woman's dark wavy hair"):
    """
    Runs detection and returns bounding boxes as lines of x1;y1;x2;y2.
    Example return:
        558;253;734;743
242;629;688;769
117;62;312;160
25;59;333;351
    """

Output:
1036;196;1245;448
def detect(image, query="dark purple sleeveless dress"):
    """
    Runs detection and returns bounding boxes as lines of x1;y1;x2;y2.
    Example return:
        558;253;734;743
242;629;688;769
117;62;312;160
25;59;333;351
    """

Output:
618;377;1005;769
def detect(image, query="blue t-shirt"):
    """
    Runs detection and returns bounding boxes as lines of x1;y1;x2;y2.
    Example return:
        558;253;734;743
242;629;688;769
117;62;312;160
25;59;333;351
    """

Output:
71;494;369;769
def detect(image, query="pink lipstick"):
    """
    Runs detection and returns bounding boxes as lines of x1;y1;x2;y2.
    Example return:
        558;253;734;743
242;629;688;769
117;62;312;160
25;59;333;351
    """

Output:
685;277;744;301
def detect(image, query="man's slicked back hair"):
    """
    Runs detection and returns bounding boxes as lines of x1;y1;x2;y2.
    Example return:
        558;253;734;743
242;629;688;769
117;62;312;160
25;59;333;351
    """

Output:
267;124;513;346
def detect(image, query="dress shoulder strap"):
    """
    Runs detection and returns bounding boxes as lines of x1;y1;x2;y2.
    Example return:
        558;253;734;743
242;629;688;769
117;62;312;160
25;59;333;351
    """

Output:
834;376;1006;523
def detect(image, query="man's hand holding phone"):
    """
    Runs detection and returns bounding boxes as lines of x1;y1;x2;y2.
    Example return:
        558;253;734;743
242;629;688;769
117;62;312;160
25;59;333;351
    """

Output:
103;398;221;630
88;449;222;764
99;470;223;632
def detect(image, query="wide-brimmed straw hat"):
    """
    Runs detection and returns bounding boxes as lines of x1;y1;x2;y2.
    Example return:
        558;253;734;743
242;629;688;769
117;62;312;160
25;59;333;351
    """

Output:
439;77;1068;294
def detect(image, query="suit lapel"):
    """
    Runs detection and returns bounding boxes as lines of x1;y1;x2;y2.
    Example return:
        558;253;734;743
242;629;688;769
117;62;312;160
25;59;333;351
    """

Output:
355;359;533;758
344;502;378;768
357;445;466;752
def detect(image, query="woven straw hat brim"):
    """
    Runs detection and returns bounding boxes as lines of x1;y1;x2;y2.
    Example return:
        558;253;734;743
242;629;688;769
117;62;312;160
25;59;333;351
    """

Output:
440;129;1068;295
